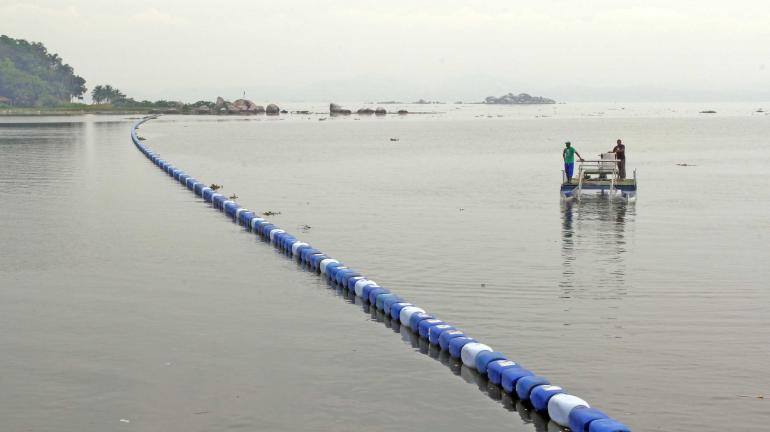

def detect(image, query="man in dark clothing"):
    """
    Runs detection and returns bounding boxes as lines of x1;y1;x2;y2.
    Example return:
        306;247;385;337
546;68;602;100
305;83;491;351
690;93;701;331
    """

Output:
610;139;626;179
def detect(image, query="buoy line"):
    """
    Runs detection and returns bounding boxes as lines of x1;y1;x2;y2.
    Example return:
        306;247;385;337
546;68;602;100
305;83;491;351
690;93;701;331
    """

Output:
131;116;631;432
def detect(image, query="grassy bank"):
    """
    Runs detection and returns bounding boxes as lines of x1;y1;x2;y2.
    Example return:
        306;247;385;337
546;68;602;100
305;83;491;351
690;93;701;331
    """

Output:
0;103;153;116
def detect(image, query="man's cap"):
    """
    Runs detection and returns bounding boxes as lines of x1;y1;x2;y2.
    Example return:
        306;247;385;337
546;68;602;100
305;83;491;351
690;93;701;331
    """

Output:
565;141;571;145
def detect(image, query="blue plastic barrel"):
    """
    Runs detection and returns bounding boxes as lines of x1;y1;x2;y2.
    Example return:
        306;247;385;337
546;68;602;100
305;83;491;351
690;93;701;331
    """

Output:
280;235;296;251
326;263;347;281
347;276;365;291
486;360;519;385
360;283;381;301
202;188;214;202
376;293;400;311
172;169;181;179
500;366;534;394
224;202;240;217
418;319;445;338
211;194;224;208
187;180;199;191
238;210;256;226
367;287;389;305
325;262;346;278
516;375;551;401
390;302;413;320
474;351;507;374
337;269;361;287
194;183;205;196
179;174;190;185
299;247;320;263
531;385;565;413
448;337;477;359
260;224;276;237
251;219;267;232
438;329;465;350
409;312;435;332
588;419;630;432
428;324;455;345
568;407;609;432
309;254;329;271
382;295;404;314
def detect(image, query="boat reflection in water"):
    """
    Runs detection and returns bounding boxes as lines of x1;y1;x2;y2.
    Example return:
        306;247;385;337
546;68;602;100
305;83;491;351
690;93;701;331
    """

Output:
560;196;635;301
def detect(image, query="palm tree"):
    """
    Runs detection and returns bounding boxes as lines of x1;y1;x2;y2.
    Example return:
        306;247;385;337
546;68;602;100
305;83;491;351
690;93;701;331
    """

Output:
91;85;104;104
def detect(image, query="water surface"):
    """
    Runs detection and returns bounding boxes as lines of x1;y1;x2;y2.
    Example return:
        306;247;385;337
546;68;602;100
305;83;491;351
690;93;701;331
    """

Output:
1;104;769;431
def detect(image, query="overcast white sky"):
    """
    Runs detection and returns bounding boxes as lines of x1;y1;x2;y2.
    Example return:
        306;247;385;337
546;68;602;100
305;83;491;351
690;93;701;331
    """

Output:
3;0;770;102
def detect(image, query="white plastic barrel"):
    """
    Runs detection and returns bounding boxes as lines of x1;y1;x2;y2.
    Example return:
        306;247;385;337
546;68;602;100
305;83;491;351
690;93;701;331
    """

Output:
354;279;377;297
460;343;493;369
269;229;285;242
291;242;309;256
547;393;590;427
319;259;340;274
399;306;426;325
251;218;265;230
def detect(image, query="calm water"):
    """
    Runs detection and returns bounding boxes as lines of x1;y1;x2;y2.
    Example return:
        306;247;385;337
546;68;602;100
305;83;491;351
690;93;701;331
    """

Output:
1;103;769;431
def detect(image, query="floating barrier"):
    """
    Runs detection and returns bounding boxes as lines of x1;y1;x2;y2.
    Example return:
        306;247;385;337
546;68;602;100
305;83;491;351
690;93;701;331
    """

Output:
130;117;632;432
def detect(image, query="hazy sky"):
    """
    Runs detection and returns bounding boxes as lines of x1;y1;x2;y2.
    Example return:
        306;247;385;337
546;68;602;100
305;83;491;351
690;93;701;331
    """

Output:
3;0;770;102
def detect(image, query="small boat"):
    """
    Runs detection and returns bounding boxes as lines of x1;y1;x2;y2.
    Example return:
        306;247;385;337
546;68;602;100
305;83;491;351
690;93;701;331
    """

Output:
560;153;637;200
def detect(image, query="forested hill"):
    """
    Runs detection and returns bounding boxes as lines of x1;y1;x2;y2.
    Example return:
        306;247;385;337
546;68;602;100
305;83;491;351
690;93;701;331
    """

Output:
0;35;86;107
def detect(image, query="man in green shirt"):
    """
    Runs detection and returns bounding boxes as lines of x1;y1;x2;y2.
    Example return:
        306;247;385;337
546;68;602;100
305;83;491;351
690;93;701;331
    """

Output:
563;141;584;183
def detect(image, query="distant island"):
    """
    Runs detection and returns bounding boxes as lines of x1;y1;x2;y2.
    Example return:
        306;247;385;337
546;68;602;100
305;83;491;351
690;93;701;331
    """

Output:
483;92;555;104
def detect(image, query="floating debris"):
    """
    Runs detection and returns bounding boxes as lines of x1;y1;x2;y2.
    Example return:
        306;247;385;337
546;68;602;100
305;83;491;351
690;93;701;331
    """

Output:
300;224;311;232
700;110;717;114
228;193;238;200
210;184;222;191
119;419;130;423
263;210;281;216
676;163;696;167
137;136;146;141
390;138;400;142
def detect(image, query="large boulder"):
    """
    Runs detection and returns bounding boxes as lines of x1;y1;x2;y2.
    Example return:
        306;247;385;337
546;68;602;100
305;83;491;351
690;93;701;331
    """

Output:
194;105;212;114
215;96;226;110
233;99;262;114
330;102;351;115
266;103;280;115
375;107;387;115
357;108;374;115
225;102;240;114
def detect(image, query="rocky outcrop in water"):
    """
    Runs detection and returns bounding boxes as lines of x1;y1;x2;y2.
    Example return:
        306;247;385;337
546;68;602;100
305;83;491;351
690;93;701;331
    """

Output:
266;104;280;115
233;99;264;114
484;92;555;104
330;103;352;115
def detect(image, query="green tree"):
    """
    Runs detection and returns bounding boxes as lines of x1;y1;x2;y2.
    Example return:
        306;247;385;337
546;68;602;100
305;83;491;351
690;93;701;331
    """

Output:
0;35;87;106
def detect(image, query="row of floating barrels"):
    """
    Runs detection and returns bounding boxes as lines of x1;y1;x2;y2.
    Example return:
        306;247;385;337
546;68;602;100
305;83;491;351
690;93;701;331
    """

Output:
130;118;631;432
